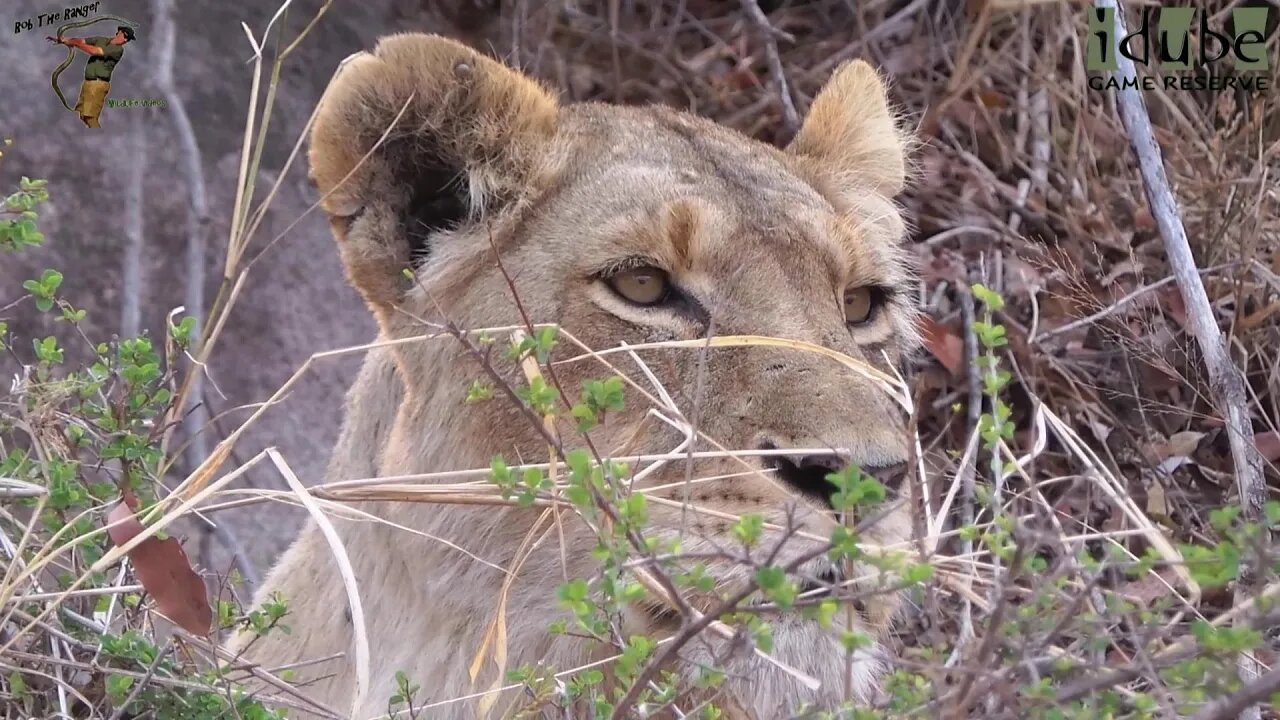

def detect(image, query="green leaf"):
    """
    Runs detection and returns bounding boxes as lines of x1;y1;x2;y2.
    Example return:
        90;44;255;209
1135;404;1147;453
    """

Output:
40;269;63;292
1180;541;1240;588
533;325;558;362
971;283;1005;311
8;671;26;698
829;525;861;561
33;336;63;364
619;493;647;525
1209;506;1241;532
903;563;934;584
732;513;764;547
105;673;135;701
571;403;598;431
465;380;494;404
489;456;513;492
558;578;589;603
815;599;839;628
565;449;591;480
754;565;789;606
840;630;873;652
755;566;783;591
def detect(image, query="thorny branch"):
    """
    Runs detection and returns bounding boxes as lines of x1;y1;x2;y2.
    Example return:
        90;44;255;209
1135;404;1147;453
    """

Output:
1189;664;1280;720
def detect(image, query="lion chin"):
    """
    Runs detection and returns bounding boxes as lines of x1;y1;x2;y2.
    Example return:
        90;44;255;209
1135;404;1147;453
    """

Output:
632;575;894;715
230;31;917;720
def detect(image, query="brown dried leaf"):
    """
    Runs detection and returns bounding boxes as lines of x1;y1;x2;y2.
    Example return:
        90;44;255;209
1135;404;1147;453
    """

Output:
1120;568;1181;608
106;499;211;635
1161;286;1188;329
1142;430;1206;464
1169;431;1207;458
1256;431;1280;462
918;315;965;377
1133;206;1157;232
977;89;1009;108
1003;255;1044;296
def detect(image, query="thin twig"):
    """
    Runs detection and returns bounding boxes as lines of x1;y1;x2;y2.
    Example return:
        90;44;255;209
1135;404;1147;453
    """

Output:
1034;263;1235;344
107;639;171;720
739;0;799;137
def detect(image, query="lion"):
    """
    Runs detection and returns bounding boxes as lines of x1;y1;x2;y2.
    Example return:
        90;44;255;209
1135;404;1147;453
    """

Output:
231;33;919;719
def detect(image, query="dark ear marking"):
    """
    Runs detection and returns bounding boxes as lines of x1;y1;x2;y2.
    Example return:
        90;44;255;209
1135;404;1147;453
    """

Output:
404;165;469;266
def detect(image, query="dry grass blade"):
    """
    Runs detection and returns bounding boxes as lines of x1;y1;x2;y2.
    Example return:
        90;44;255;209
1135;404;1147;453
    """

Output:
268;449;370;719
0;476;46;499
930;426;981;547
558;334;907;404
1039;405;1199;603
469;512;554;718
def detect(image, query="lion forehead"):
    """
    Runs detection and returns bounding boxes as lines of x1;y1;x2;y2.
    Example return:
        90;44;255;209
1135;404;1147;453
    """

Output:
501;110;906;303
541;105;833;211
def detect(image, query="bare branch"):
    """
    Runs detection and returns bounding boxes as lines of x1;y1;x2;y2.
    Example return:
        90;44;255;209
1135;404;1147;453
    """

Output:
1099;2;1268;717
1190;664;1280;720
150;0;213;467
119;122;147;339
1097;1;1265;522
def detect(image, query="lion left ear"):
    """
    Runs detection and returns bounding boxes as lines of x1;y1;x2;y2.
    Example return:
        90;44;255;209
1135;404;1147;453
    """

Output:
785;60;907;197
308;33;559;320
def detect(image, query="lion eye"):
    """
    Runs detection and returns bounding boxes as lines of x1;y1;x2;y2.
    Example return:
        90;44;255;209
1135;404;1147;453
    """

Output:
844;287;876;325
609;267;670;306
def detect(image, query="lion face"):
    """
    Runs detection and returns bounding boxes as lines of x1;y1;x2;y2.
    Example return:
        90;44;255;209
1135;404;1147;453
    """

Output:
475;103;918;599
307;32;917;708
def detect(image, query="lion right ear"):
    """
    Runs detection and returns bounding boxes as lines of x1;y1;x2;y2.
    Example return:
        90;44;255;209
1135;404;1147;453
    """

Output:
785;60;906;198
308;33;558;314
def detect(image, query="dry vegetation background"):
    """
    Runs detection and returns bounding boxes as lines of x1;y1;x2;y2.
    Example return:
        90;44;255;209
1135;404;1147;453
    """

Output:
1;0;1279;716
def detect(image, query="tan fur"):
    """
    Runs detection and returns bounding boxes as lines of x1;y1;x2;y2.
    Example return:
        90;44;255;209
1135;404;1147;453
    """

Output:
232;33;919;719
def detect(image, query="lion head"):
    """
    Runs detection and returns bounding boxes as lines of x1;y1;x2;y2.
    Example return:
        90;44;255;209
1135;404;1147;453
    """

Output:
245;32;918;718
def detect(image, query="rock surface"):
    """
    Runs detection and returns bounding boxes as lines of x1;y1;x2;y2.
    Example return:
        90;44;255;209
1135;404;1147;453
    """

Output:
0;0;494;580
